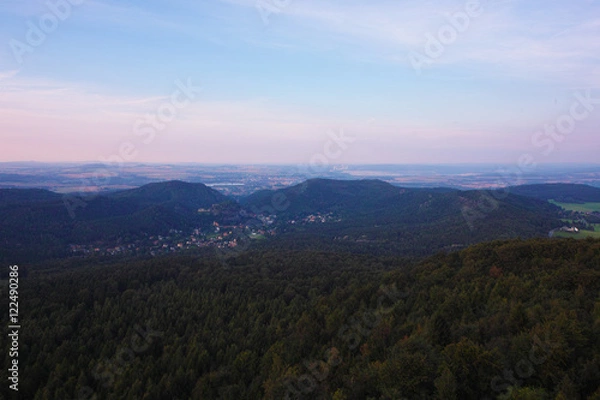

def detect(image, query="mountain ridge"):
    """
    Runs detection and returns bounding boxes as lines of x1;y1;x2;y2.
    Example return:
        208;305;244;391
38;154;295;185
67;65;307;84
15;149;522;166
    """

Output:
2;179;595;263
508;183;600;203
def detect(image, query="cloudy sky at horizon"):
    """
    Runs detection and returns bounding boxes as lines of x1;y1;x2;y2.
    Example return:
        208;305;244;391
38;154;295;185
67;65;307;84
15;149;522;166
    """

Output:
0;0;599;164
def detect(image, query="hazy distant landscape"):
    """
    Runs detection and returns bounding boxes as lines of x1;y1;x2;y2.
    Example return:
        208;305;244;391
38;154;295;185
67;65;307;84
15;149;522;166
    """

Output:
1;162;599;196
2;0;600;398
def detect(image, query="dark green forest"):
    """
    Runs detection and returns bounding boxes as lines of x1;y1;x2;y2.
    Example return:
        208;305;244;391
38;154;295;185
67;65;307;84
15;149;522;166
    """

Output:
2;238;599;399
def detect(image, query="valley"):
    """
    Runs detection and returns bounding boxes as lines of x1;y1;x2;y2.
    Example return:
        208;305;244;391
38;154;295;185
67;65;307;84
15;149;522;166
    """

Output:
1;179;582;264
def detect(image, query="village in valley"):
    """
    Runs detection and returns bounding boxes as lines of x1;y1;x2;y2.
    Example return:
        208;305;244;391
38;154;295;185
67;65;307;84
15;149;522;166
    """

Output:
68;211;341;258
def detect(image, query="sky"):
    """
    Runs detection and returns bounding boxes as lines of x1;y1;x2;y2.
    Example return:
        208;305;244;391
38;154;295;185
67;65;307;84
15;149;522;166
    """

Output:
0;0;599;165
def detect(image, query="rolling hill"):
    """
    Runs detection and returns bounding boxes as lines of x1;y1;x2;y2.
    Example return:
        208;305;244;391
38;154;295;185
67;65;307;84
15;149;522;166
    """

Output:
509;183;600;203
0;188;62;205
107;180;227;209
243;179;562;256
0;181;232;263
0;179;569;263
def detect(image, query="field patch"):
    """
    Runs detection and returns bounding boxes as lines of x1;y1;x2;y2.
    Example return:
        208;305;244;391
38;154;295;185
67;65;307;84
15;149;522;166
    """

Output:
549;200;600;213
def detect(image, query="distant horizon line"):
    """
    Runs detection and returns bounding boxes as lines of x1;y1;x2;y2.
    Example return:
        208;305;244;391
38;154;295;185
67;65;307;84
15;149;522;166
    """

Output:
2;161;600;167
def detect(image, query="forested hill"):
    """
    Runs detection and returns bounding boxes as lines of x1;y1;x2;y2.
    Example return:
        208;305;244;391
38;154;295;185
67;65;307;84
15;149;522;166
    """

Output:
6;179;600;263
107;180;228;208
241;178;404;214
2;238;598;399
242;178;561;220
0;181;237;263
509;183;600;203
0;188;62;204
243;179;562;256
1;178;563;263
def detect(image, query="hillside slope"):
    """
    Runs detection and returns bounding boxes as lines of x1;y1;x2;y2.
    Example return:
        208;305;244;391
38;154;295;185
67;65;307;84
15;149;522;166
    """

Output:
244;179;562;256
0;179;566;263
510;183;600;203
0;181;232;263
